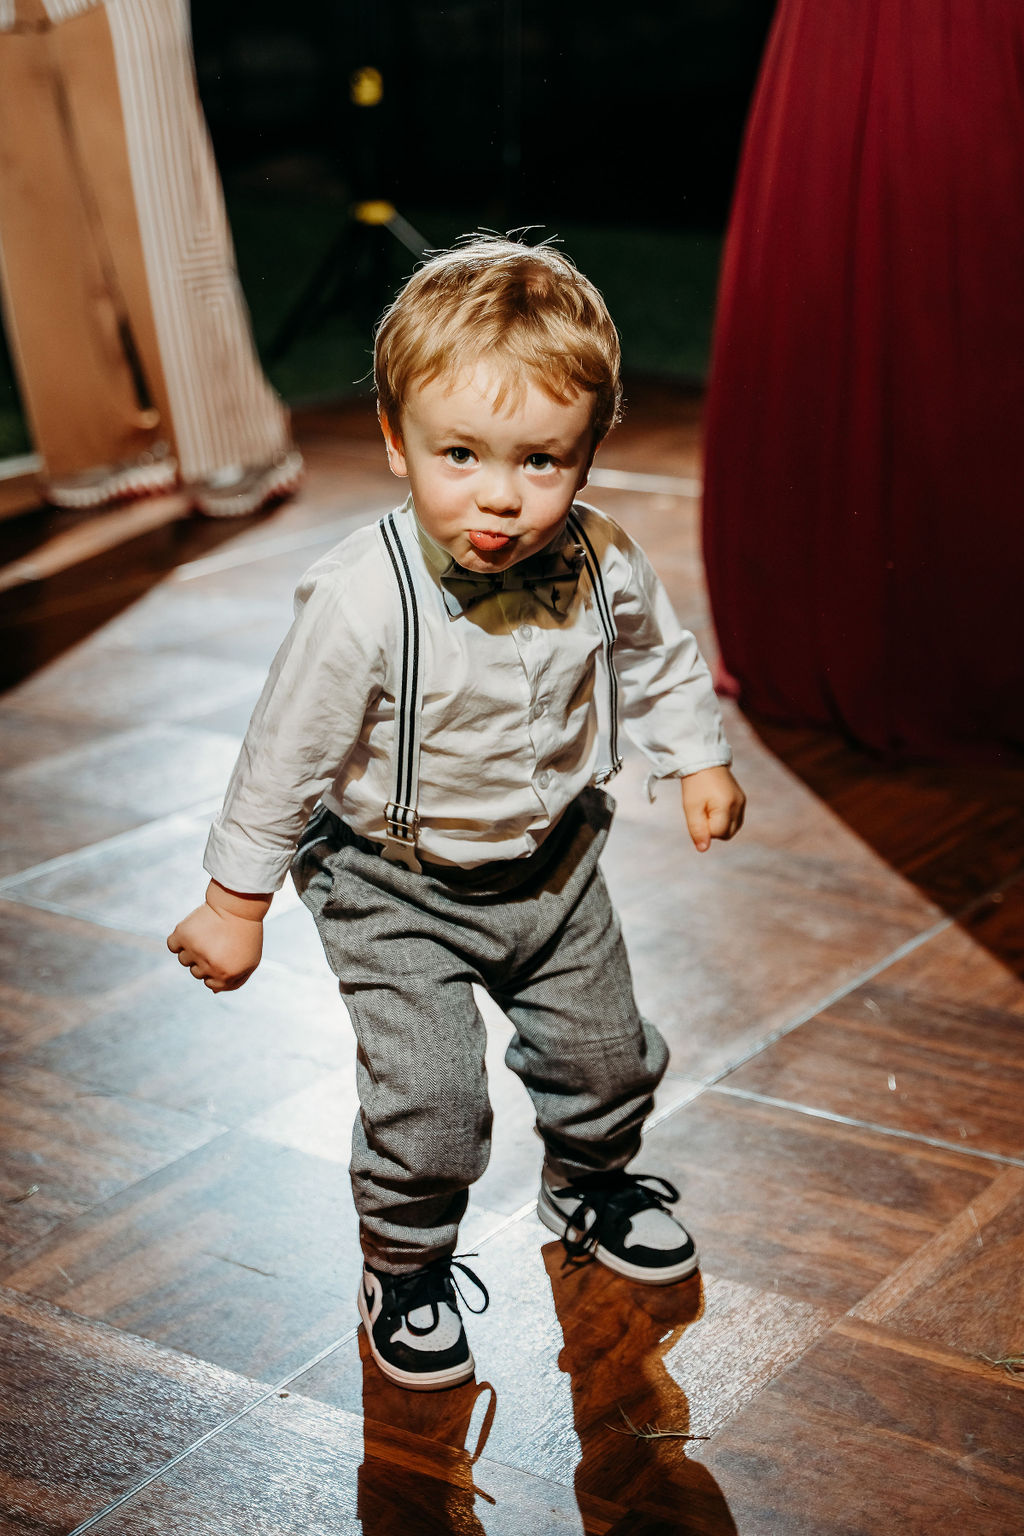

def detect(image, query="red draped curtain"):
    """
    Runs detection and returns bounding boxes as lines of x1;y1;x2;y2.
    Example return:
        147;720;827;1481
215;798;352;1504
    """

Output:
702;0;1024;763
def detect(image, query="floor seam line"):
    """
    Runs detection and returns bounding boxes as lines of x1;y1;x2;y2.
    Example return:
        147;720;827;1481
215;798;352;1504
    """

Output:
172;514;387;582
0;890;176;941
588;466;702;497
0;802;221;893
699;914;955;1088
65;1325;361;1535
699;864;1024;1093
63;1199;543;1533
709;1085;1024;1169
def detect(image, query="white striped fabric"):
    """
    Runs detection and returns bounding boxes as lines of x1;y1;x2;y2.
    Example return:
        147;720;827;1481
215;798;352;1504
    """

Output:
43;0;102;21
101;0;291;479
0;0;101;28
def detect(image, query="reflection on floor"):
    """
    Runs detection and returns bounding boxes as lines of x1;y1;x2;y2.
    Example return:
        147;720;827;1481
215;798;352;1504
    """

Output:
1;383;1022;1534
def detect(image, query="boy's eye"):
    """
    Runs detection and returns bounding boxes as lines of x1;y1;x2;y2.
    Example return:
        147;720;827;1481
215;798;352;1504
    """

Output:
445;446;475;465
525;453;555;471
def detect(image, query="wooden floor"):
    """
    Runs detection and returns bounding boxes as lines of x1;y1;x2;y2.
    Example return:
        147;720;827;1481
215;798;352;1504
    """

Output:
1;382;1022;1535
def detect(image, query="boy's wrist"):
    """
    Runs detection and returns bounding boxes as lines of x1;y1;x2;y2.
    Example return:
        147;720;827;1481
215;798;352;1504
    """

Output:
205;879;272;923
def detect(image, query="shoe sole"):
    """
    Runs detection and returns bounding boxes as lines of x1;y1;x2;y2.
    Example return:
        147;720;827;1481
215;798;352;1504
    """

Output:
356;1281;477;1392
193;453;304;518
45;460;179;509
537;1186;700;1285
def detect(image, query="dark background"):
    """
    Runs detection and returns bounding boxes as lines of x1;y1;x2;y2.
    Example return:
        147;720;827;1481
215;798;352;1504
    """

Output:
190;0;774;228
0;0;776;454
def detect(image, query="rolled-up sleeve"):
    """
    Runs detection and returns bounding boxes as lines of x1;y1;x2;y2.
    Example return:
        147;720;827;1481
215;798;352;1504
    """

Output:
203;560;384;893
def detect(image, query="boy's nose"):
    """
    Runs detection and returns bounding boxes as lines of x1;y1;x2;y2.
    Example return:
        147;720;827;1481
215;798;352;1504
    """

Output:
476;467;521;515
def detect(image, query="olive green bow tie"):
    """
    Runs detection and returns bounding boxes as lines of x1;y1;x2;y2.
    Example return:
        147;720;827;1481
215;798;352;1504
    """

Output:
439;543;584;617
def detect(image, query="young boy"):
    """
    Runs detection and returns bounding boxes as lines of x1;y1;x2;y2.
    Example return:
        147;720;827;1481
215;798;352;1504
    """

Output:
168;237;745;1392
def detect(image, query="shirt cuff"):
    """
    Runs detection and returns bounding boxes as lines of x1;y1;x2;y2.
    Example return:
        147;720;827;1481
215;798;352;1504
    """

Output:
203;821;295;895
643;750;733;802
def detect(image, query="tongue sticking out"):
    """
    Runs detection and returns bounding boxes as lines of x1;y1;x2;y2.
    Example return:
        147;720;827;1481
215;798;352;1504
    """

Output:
468;531;512;552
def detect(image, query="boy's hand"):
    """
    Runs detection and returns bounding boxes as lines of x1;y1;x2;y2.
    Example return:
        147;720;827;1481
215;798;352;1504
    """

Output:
681;765;746;853
167;881;271;993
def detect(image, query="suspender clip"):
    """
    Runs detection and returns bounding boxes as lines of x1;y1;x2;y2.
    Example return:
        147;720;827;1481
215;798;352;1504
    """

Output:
384;801;420;843
594;757;623;786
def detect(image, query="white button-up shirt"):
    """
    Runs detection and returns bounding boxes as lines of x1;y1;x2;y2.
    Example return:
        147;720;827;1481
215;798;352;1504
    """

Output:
203;500;732;891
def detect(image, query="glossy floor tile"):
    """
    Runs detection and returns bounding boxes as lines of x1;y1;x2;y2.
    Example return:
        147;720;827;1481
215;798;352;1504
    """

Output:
1;389;1022;1532
0;724;243;880
717;879;1024;1159
0;1286;258;1535
89;1385;631;1536
851;1166;1024;1361
0;1059;222;1256
751;720;1024;914
719;986;1024;1160
0;1131;362;1380
644;1090;998;1309
19;961;348;1125
0;900;164;1047
289;1218;833;1515
693;1319;1024;1535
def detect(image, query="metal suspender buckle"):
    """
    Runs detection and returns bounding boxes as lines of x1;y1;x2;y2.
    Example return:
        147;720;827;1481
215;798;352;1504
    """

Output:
384;801;420;844
594;757;623;786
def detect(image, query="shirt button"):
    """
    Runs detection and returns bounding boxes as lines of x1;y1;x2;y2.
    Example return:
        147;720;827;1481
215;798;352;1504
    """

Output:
536;769;552;789
529;701;545;721
519;625;534;642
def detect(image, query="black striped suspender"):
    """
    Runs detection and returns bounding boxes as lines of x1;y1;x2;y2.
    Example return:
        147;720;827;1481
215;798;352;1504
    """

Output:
377;504;622;870
568;509;623;784
377;512;424;871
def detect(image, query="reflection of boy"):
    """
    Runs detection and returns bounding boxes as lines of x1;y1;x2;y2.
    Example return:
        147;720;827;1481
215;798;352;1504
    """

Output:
169;237;746;1392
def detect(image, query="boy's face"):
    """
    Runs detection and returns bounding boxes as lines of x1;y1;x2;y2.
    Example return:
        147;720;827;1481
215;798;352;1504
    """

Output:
380;364;597;574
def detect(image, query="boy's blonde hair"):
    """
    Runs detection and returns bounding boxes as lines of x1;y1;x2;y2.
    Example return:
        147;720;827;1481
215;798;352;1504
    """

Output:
374;235;622;442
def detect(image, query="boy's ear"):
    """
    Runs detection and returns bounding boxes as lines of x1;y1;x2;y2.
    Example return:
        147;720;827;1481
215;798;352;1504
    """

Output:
378;410;408;478
576;433;602;493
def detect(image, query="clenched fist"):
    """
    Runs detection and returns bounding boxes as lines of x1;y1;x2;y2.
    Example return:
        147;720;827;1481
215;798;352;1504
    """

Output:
167;881;272;993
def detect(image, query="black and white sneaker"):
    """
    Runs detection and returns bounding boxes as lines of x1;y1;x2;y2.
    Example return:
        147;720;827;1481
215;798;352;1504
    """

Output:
538;1170;699;1285
357;1256;488;1391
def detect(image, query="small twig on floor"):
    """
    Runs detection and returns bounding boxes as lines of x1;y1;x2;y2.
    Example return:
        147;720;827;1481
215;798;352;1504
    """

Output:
204;1253;279;1279
606;1406;710;1442
5;1184;40;1204
977;1353;1024;1376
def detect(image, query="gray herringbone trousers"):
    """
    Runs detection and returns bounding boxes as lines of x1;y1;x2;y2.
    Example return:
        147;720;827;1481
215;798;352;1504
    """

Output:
291;788;668;1273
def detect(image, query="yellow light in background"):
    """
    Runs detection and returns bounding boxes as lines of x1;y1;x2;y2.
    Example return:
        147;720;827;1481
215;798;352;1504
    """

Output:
350;67;383;107
353;200;397;226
